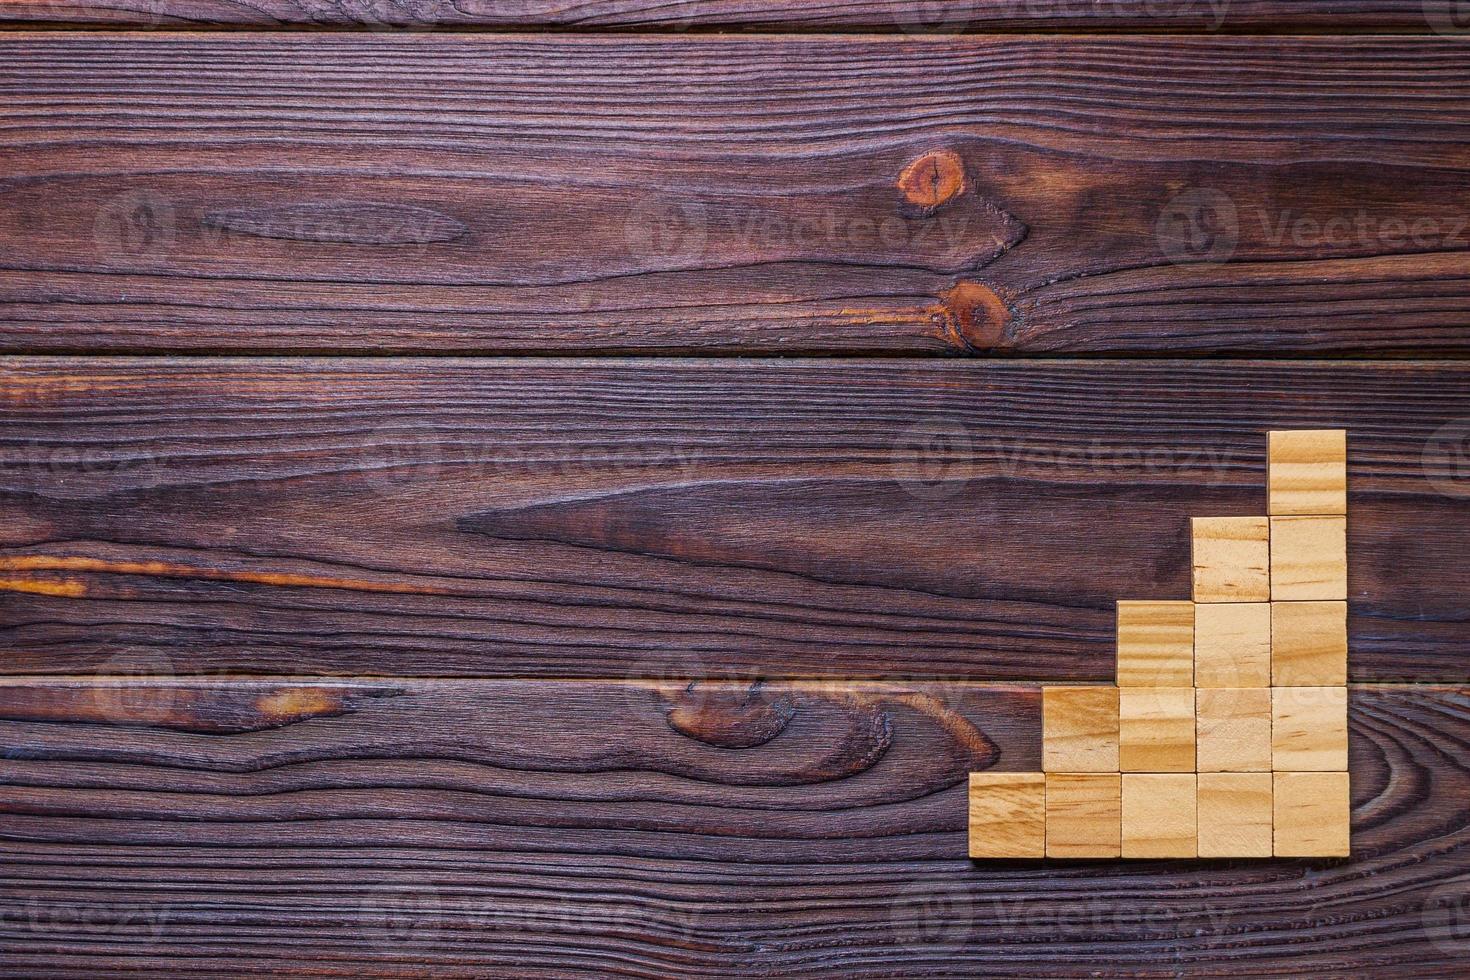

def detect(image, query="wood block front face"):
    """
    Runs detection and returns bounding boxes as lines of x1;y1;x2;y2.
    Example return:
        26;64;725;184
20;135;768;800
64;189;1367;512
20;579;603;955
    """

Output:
1268;429;1347;517
1197;772;1273;858
1191;516;1271;603
1120;687;1196;772
1121;773;1196;858
1196;688;1272;772
1116;600;1194;687
1271;687;1349;771
1043;686;1120;772
1274;771;1351;857
1194;602;1271;688
968;772;1046;859
1045;773;1122;858
1270;516;1348;601
1272;600;1348;686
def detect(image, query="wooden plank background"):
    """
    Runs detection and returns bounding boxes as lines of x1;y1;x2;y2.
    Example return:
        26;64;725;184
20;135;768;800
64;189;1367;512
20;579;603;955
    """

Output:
2;6;1470;979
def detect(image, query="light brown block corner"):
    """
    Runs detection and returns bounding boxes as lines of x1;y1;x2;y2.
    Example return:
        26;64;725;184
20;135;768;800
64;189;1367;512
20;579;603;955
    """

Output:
1116;600;1194;687
1271;686;1349;771
968;772;1045;859
1270;516;1347;601
1272;600;1348;686
1194;602;1271;688
1045;773;1122;859
1120;687;1196;772
1192;516;1271;603
1122;773;1196;858
1268;429;1347;517
1274;771;1351;857
1043;686;1120;773
1197;772;1273;858
1196;688;1272;772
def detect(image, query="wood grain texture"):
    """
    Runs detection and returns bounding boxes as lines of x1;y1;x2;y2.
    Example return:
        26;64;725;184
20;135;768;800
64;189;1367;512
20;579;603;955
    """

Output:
3;358;1470;679
3;35;1470;355
0;681;1466;975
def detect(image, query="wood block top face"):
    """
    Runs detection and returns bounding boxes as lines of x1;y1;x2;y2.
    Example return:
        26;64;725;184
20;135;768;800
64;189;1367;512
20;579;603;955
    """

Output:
1269;429;1347;517
968;772;1045;859
1194;602;1271;688
1116;600;1194;687
1196;688;1272;772
1043;686;1120;773
1197;772;1273;858
1045;773;1122;859
1274;771;1351;857
1271;687;1349;771
1119;687;1196;772
1270;515;1348;601
1122;773;1196;858
1272;600;1348;686
1191;516;1271;603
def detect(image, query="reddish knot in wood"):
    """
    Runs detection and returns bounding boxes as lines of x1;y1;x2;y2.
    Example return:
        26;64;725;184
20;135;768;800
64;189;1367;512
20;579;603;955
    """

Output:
664;682;796;749
897;150;967;214
938;280;1012;352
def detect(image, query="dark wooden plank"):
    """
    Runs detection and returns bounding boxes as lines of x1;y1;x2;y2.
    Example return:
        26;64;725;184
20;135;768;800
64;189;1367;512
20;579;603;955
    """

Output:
2;358;1468;679
0;680;1466;976
3;35;1470;356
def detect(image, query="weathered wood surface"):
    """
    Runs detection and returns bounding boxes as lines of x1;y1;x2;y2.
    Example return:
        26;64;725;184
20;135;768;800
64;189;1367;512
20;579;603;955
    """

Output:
3;358;1468;679
1;680;1467;976
3;35;1470;355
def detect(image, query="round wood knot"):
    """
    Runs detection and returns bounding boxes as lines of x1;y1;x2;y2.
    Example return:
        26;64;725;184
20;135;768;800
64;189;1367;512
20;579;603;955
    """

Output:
897;150;967;213
664;682;795;748
940;280;1011;351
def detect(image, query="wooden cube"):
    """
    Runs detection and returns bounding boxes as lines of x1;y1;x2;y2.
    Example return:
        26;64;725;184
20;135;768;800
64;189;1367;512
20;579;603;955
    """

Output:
1194;602;1271;688
1119;687;1195;772
1271;686;1349;771
1196;687;1271;772
1270;516;1347;601
1192;516;1271;603
968;772;1045;858
1122;773;1196;858
1269;429;1347;517
1045;773;1121;858
1272;600;1348;686
1043;686;1119;772
1116;600;1194;687
1274;771;1351;857
1197;772;1273;858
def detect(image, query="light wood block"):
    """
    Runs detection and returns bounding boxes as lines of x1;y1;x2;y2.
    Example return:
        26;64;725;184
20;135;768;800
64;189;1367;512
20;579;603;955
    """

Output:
1192;516;1271;603
1122;773;1196;858
1197;772;1273;858
1268;429;1347;517
1042;686;1119;773
968;772;1045;858
1119;687;1195;772
1194;602;1271;688
1274;771;1351;857
1272;600;1348;686
1270;515;1347;601
1045;773;1122;858
1116;600;1194;687
1196;688;1272;772
1271;686;1349;771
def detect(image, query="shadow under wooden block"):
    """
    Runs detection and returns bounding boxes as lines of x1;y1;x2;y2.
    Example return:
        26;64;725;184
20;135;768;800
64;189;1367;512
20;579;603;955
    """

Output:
1274;771;1351;857
1122;773;1196;858
1271;686;1349;771
1120;687;1195;772
1270;516;1347;601
1269;429;1347;517
968;772;1045;859
1198;772;1273;858
1271;600;1348;686
1045;773;1121;858
1194;602;1271;688
1116;600;1193;687
1043;686;1119;772
1196;687;1272;772
1192;516;1271;603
